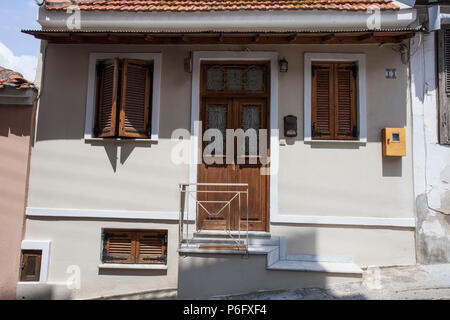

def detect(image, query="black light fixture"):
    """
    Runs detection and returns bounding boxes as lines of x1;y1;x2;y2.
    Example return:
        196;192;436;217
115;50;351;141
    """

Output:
279;57;288;72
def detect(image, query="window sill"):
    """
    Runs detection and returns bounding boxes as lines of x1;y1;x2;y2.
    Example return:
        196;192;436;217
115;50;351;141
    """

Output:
98;263;167;270
304;138;367;145
84;137;158;144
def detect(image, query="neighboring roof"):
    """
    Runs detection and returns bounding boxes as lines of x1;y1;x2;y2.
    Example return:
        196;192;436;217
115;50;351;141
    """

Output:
44;0;400;12
0;67;35;90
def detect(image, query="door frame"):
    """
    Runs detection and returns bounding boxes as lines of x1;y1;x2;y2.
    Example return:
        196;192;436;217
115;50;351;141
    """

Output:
188;51;279;232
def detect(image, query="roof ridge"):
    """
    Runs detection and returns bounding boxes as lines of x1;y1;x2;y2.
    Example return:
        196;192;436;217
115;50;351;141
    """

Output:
43;0;400;12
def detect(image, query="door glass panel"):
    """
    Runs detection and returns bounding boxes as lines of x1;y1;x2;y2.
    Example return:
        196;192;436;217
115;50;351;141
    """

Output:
208;105;227;154
226;69;243;91
241;105;261;154
246;68;264;91
206;68;224;91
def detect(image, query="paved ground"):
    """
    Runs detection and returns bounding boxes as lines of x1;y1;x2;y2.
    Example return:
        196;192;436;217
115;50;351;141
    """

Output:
216;264;450;300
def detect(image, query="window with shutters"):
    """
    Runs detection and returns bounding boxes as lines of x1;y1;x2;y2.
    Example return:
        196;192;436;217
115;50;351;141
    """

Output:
20;250;42;282
102;229;167;265
438;25;450;145
94;58;152;139
311;62;358;140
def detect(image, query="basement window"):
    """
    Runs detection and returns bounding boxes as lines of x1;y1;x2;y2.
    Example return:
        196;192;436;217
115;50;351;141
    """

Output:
102;229;168;265
20;250;42;282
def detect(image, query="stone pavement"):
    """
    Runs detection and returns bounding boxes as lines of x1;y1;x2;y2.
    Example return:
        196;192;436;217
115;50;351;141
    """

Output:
215;264;450;300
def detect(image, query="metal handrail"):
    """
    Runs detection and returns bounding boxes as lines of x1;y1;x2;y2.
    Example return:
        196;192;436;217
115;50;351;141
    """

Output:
178;182;249;251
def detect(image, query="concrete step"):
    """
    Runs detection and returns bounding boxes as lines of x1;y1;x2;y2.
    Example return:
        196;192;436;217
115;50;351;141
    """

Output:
178;234;362;276
193;230;272;239
186;236;280;246
286;254;355;263
268;260;363;274
178;243;279;255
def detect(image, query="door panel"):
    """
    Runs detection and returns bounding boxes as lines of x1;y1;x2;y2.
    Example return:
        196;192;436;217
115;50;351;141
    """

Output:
235;99;268;231
197;98;234;230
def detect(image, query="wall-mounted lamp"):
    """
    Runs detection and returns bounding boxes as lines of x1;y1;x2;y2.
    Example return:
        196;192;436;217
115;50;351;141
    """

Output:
279;58;288;73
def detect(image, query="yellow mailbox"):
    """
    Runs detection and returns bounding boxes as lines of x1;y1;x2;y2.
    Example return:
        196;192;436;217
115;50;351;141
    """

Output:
382;128;406;157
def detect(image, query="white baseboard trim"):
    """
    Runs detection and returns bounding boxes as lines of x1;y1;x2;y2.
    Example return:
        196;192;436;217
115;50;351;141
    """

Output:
26;207;179;221
271;214;415;228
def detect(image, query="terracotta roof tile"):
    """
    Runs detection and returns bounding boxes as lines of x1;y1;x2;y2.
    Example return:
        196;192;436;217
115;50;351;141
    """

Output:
44;0;400;12
0;67;35;90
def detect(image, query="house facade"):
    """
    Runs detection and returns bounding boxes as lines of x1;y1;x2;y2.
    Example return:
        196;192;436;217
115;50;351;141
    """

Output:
16;0;425;299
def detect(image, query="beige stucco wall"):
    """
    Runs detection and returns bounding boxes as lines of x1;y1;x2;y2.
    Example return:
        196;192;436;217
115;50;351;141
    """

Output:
24;43;416;297
0;105;34;299
23;218;178;299
27;43;414;217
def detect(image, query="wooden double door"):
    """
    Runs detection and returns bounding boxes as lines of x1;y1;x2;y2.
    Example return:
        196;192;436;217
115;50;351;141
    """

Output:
197;97;269;231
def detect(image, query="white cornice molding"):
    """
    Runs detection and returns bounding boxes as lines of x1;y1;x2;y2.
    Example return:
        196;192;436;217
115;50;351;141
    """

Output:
272;215;415;228
26;207;179;221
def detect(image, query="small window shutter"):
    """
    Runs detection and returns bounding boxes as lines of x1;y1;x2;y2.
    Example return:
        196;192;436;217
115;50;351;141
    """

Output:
95;58;119;138
20;250;42;282
334;64;358;139
311;64;333;139
438;26;450;144
103;230;136;264
136;231;167;264
119;59;152;138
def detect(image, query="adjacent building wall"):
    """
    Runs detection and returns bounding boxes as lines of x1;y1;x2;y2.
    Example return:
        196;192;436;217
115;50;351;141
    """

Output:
411;31;450;264
0;96;35;299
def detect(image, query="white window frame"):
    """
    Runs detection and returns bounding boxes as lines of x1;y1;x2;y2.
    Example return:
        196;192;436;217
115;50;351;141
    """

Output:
304;52;367;143
20;240;51;283
84;52;162;141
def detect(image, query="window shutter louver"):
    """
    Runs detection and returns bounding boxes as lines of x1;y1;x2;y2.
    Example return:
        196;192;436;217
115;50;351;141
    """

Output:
103;231;136;264
444;27;450;95
439;26;450;144
119;59;152;138
95;58;119;138
136;231;167;264
335;64;357;139
312;64;333;138
20;250;42;282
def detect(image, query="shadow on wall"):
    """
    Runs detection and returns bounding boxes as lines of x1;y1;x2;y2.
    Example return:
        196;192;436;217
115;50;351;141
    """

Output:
85;140;157;172
16;283;73;300
0;106;33;138
176;230;357;299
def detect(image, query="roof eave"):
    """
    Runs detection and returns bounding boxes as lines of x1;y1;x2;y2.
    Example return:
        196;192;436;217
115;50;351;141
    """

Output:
37;7;418;33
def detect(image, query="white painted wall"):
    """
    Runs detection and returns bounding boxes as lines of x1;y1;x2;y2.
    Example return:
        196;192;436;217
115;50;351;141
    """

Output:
410;31;450;263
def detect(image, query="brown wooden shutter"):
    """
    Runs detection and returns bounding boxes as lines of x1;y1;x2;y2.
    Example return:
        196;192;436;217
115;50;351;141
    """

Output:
95;58;119;138
103;230;136;264
334;63;358;139
438;25;450;144
119;59;152;138
20;250;42;282
136;231;167;264
312;64;333;139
